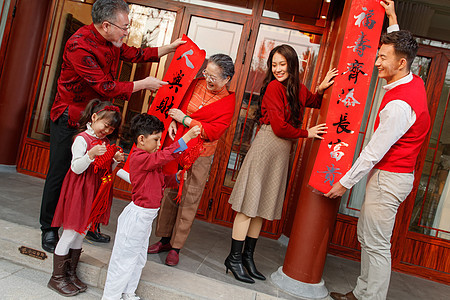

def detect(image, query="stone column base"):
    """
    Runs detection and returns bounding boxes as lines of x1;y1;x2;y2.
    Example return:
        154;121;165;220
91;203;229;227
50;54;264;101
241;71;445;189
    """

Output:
271;266;328;299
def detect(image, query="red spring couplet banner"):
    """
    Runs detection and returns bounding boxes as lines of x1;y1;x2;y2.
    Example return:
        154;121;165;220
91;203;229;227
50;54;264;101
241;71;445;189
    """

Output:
147;34;206;143
309;0;384;193
117;35;206;183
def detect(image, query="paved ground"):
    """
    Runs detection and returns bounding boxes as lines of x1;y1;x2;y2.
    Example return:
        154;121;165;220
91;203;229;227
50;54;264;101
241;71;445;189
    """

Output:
0;258;104;299
0;165;449;299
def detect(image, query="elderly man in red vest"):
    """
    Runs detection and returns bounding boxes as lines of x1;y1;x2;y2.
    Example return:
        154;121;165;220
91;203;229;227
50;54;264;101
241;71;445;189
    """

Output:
325;1;430;300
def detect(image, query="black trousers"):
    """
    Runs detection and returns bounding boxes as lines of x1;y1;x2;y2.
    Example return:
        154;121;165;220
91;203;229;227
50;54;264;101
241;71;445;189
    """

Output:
39;111;76;232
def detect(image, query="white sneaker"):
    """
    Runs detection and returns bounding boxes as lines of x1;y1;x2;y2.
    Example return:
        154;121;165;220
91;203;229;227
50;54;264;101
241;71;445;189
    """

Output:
121;293;141;300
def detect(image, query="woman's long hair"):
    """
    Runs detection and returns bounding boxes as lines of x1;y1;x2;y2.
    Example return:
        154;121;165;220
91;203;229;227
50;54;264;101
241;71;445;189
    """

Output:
77;99;122;140
257;44;302;127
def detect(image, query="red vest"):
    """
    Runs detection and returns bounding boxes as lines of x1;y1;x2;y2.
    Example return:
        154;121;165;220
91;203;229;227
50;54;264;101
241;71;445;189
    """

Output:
374;74;430;173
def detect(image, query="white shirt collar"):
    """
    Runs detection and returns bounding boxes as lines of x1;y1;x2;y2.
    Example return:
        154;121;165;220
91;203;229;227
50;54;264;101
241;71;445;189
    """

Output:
86;122;99;138
382;72;413;92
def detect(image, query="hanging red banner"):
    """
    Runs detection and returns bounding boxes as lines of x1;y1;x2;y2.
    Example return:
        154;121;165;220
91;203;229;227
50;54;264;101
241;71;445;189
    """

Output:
147;35;206;143
309;0;384;193
117;35;206;183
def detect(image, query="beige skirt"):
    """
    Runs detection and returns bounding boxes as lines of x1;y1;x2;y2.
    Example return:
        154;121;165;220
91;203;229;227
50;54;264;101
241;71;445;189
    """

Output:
228;125;293;220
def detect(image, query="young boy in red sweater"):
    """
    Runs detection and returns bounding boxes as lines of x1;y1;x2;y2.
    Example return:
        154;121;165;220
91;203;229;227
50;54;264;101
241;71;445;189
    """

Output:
102;114;200;300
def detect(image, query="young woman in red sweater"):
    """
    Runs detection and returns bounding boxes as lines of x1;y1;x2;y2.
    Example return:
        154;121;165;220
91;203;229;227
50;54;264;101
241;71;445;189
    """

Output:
226;44;338;283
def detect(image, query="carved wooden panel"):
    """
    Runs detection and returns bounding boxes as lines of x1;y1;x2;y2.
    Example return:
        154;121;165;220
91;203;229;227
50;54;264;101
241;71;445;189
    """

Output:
213;191;235;225
17;140;50;178
401;238;450;274
330;215;360;251
213;190;284;238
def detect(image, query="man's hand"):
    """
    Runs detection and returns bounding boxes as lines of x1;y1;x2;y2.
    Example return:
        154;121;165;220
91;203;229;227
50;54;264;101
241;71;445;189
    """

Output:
324;181;348;199
133;76;167;92
158;38;186;57
318;68;339;95
142;76;168;91
380;0;397;26
169;38;186;52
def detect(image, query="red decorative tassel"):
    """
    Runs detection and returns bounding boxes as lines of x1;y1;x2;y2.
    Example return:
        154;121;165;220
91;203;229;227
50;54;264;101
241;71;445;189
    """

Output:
78;143;122;233
173;138;204;203
92;143;120;173
79;173;114;233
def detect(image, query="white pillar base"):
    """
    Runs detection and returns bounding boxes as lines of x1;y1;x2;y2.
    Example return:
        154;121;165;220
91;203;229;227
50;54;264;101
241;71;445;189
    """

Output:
271;266;328;299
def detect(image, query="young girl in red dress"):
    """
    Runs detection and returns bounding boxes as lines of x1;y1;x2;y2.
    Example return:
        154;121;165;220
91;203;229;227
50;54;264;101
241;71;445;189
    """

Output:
48;99;124;297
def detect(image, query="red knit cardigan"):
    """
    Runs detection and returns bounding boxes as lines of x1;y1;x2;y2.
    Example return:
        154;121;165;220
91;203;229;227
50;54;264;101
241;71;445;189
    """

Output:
163;78;235;174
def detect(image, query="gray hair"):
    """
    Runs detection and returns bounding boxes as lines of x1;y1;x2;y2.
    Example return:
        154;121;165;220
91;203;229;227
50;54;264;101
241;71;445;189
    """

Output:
208;54;235;80
91;0;129;24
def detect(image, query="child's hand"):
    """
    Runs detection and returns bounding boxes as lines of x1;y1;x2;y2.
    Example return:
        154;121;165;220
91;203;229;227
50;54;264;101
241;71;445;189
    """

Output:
114;150;125;162
168;120;178;140
188;125;202;139
181;125;201;144
88;142;107;160
176;170;187;182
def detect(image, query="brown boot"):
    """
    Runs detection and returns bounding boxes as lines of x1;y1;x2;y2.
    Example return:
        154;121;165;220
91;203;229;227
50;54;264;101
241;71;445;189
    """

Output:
47;253;79;296
67;249;87;292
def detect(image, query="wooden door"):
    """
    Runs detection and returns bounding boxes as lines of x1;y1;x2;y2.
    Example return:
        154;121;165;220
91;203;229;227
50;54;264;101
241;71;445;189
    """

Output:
391;44;450;284
176;5;252;221
0;0;18;76
329;43;450;284
204;23;324;238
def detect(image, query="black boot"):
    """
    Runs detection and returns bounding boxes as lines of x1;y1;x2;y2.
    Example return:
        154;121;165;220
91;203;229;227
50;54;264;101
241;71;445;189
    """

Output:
67;249;87;292
224;238;254;283
242;236;266;280
48;253;79;296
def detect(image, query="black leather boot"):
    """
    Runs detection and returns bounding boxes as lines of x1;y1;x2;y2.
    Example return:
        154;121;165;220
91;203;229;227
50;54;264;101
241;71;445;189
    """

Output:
242;236;266;280
67;249;87;292
48;253;79;296
224;238;254;283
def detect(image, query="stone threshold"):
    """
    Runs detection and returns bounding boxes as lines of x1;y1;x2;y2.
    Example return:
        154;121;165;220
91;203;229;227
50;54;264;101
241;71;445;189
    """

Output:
0;219;281;300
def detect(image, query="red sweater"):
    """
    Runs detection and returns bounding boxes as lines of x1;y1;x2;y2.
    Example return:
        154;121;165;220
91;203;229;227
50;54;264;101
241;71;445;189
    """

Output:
163;78;236;174
51;23;159;127
259;80;323;139
129;142;181;209
374;75;430;172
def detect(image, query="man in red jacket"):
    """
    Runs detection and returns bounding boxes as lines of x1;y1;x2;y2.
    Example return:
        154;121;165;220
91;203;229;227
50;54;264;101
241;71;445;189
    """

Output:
324;2;430;300
40;0;184;253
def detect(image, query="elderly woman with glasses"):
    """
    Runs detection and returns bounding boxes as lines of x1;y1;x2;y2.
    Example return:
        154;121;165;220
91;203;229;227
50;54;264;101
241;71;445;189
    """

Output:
148;54;236;266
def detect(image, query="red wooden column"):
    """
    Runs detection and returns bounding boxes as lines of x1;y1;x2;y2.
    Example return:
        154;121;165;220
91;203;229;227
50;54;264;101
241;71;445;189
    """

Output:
0;0;53;165
272;0;384;298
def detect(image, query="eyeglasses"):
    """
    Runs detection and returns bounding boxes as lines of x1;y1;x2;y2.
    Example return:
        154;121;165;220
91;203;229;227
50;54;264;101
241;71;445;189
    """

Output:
107;21;130;32
202;69;222;83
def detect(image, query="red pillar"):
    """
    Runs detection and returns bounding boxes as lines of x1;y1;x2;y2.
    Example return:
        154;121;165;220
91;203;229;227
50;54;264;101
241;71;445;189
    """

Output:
0;0;53;164
280;0;386;290
281;0;352;285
